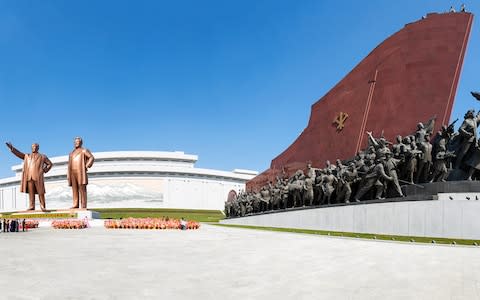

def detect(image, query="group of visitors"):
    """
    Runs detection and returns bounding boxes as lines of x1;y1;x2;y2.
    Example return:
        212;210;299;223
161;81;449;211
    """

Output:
449;4;466;13
0;219;26;232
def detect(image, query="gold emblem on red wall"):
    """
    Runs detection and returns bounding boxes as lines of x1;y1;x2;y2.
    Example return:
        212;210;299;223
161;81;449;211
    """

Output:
333;112;349;131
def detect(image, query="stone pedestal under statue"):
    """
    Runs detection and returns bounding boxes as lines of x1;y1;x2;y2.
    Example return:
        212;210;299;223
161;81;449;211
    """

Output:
73;209;100;220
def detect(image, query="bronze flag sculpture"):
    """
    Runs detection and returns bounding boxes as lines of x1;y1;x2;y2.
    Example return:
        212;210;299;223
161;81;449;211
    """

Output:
5;142;52;211
68;137;94;209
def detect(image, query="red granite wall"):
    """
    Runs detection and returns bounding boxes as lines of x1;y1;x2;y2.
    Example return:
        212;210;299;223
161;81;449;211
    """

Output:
248;12;473;190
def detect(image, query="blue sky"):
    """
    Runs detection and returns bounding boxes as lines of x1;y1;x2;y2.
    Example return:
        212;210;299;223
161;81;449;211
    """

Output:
0;1;478;178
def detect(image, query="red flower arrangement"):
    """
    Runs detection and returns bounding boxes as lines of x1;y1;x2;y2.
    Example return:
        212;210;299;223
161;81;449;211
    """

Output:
24;220;39;229
104;218;200;230
51;219;88;229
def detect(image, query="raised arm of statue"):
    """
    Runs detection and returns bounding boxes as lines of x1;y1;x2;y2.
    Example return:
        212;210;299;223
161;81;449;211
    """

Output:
5;142;25;160
84;149;95;169
366;131;379;148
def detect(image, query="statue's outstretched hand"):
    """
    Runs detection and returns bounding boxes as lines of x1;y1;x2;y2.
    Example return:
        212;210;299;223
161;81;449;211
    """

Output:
5;142;13;151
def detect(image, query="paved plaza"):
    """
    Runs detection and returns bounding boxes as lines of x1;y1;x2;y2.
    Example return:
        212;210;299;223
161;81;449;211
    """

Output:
0;224;479;299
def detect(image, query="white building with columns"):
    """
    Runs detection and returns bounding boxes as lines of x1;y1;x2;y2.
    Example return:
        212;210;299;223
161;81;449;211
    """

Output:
0;151;257;212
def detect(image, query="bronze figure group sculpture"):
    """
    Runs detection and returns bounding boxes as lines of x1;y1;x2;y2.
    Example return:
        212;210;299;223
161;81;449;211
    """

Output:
5;138;94;211
226;98;480;218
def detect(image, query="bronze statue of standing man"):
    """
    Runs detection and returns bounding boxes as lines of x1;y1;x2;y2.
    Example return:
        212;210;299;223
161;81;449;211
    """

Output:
5;142;52;211
68;137;94;209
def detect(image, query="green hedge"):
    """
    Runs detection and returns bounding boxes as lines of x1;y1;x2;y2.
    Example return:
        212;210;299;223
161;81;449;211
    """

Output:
95;208;224;222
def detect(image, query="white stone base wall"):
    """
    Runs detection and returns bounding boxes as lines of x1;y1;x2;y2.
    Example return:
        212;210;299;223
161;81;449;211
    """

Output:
221;194;480;240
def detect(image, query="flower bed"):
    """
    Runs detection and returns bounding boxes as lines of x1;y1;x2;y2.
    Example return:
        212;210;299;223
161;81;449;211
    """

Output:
104;218;200;230
24;220;39;229
52;219;88;229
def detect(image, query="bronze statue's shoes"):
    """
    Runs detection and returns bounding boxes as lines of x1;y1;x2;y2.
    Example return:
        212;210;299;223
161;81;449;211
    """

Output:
70;206;79;209
41;209;47;212
27;207;35;211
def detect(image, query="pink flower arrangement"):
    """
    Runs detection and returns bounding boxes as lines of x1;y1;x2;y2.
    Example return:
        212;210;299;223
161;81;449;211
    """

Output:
25;220;39;229
51;219;88;229
104;218;200;230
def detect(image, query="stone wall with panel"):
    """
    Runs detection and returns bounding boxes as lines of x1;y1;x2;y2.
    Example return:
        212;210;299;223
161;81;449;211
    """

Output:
221;195;480;239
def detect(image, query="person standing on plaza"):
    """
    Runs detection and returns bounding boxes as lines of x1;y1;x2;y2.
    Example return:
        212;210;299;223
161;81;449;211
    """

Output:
180;218;187;230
